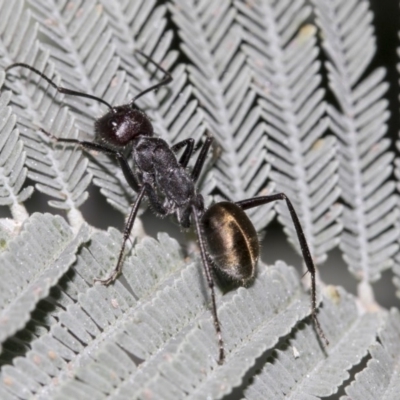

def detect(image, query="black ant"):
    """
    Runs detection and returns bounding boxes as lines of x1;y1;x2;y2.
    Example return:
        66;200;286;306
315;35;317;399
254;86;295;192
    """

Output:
5;51;328;365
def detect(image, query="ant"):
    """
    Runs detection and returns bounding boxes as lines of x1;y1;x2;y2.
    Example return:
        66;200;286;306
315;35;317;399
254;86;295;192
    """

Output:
5;51;328;365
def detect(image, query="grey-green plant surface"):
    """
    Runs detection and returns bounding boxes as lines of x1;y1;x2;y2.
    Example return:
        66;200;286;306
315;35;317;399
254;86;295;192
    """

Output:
0;0;398;399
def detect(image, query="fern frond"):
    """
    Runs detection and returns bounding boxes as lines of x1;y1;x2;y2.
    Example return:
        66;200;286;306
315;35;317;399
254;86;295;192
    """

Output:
170;0;274;231
0;1;92;222
0;224;317;400
313;0;399;283
135;262;311;399
394;45;400;300
20;0;138;215
0;213;89;351
236;0;342;265
342;308;400;400
26;0;121;134
0;231;185;398
395;183;400;298
243;286;383;399
48;260;312;399
0;75;32;220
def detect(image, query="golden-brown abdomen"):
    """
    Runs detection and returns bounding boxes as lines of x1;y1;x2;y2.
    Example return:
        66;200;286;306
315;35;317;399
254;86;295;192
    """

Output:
201;202;259;284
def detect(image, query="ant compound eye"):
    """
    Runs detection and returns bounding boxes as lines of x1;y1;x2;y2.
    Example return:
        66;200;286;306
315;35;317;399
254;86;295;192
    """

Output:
108;119;118;129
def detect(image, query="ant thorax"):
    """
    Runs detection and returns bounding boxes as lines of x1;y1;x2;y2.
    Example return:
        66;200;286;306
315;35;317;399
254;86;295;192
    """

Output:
132;136;197;210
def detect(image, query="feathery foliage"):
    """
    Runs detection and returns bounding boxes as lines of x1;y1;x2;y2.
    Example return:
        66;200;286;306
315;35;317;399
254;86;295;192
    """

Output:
0;73;32;218
0;213;89;352
243;286;383;399
342;308;400;400
235;0;342;264
0;0;398;399
170;0;275;229
313;0;399;286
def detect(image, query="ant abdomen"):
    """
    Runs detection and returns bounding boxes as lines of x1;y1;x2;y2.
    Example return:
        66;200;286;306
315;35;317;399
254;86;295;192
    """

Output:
95;105;153;146
202;202;259;285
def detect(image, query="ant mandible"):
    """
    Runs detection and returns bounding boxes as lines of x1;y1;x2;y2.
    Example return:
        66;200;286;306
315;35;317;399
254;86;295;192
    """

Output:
6;51;328;365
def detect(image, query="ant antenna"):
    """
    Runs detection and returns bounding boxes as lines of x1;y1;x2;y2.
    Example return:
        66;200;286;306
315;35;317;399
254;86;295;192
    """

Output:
6;51;172;111
5;63;113;110
131;50;173;105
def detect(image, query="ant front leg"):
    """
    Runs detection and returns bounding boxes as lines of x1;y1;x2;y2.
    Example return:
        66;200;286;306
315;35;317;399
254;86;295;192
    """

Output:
96;185;146;285
40;128;145;285
96;178;171;284
39;128;140;192
236;193;329;347
171;138;195;167
172;134;214;171
191;135;214;182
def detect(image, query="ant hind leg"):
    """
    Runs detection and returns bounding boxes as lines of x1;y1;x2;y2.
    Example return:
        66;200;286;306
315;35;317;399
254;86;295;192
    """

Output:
236;193;329;347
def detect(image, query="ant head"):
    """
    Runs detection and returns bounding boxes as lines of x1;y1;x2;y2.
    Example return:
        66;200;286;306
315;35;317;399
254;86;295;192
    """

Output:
95;104;153;146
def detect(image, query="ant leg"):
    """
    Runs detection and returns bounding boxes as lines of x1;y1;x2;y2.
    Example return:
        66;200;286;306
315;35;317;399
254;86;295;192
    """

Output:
132;50;173;103
41;129;155;285
6;64;112;110
95;185;147;285
172;138;195;167
191;135;214;182
236;193;329;346
39;128;140;192
191;205;225;365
